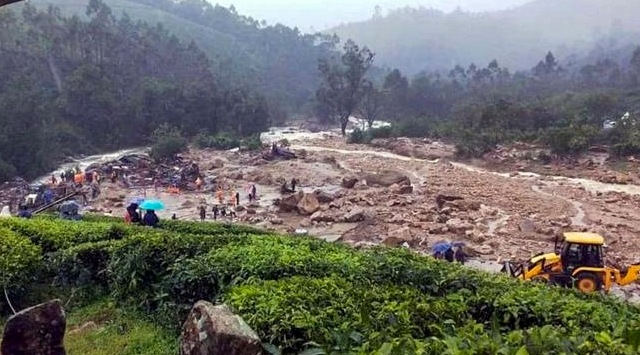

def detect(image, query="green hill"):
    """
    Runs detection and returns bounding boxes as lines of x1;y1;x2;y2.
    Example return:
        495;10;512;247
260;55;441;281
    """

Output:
2;215;640;354
24;0;334;113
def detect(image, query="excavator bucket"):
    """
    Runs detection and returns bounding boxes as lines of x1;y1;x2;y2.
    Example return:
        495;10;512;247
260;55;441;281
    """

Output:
0;0;25;8
501;261;522;278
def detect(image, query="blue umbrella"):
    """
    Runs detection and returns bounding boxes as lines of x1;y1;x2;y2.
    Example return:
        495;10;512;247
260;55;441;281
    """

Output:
432;242;452;254
139;200;166;210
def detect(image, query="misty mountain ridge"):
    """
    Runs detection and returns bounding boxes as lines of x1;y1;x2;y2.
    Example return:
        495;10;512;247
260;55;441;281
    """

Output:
330;0;640;74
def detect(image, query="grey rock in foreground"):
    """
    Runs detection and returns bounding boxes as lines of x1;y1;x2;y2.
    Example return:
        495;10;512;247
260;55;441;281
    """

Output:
1;299;66;355
181;301;261;355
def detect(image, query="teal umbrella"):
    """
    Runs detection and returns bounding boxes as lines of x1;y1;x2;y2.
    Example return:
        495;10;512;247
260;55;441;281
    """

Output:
139;200;165;210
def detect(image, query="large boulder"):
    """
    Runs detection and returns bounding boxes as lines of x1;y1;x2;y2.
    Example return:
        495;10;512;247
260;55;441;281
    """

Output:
211;159;225;169
518;219;536;234
297;193;320;215
1;300;66;355
391;184;414;195
364;170;410;187
314;190;336;204
342;177;358;189
310;211;336;223
343;207;366;223
435;193;463;209
278;192;302;213
181;302;261;355
446;218;474;233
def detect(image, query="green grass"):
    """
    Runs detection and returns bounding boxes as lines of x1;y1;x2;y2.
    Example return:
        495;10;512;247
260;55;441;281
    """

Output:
65;299;177;355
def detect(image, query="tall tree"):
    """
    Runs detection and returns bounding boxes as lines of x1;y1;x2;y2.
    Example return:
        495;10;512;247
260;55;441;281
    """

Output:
358;81;383;128
316;40;374;135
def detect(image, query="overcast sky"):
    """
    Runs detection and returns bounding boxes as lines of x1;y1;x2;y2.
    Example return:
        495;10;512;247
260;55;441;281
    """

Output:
222;0;533;31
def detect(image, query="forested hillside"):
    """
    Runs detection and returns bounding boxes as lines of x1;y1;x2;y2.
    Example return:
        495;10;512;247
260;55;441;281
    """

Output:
26;0;339;113
0;0;271;181
348;46;640;158
330;0;640;74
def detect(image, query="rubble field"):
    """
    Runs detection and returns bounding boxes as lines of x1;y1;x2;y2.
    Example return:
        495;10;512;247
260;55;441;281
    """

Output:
4;128;640;299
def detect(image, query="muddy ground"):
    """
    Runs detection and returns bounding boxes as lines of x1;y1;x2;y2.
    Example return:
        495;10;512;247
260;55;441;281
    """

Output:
7;124;640;301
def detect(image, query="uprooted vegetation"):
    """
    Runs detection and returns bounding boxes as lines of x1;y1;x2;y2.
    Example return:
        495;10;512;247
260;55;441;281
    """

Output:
2;216;640;354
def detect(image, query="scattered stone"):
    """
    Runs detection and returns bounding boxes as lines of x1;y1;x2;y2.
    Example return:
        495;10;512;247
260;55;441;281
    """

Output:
1;300;66;355
314;190;336;204
212;159;225;169
342;177;358;189
436;193;463;209
310;211;336;223
364;170;411;187
518;219;536;234
392;184;414;195
446;218;473;233
343;207;366;223
181;302;261;355
245;208;257;215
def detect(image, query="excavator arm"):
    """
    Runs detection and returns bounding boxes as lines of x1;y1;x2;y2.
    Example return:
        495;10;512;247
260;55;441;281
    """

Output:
614;265;640;287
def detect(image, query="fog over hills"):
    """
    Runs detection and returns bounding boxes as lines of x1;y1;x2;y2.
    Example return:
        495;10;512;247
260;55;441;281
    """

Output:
329;0;640;74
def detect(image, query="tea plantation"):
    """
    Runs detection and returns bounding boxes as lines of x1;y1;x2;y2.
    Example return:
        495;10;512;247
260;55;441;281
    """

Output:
1;216;640;354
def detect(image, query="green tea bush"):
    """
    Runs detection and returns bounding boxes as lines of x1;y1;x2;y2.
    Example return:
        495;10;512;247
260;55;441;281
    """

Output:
3;217;640;354
0;218;130;253
0;228;42;286
226;276;468;353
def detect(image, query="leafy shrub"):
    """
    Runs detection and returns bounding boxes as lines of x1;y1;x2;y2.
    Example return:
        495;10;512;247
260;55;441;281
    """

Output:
368;126;394;139
0;218;130;253
0;228;42;286
393;117;433;138
348;128;370;144
194;131;240;150
4;217;640;354
544;125;599;155
226;276;466;352
241;134;264;151
149;124;188;161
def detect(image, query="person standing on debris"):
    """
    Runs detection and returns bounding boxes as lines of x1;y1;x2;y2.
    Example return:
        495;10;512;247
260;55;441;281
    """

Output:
212;205;219;220
143;209;160;228
230;190;237;207
291;178;297;192
51;174;57;186
215;187;224;204
172;214;178;220
93;171;101;185
90;182;100;200
252;184;257;200
196;176;203;191
199;205;206;222
235;191;240;206
59;172;65;183
110;170;118;184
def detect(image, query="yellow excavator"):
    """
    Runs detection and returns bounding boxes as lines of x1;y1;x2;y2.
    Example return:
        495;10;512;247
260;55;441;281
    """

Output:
502;232;640;293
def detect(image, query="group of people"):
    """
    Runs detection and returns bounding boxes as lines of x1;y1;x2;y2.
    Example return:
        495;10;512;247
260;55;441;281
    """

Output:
199;204;237;222
124;203;160;228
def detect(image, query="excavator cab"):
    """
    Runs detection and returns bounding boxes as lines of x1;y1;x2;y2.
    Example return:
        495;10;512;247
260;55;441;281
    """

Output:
555;233;606;292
